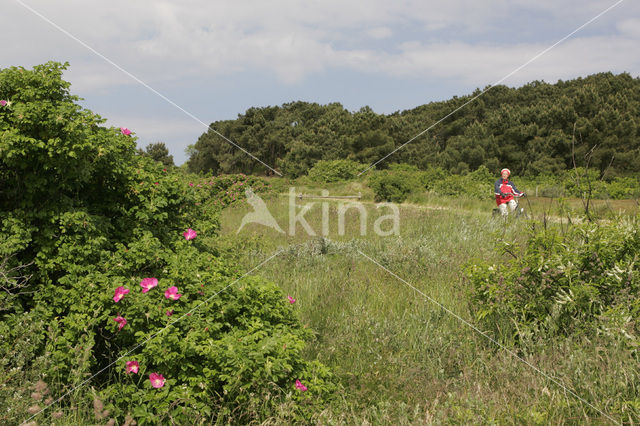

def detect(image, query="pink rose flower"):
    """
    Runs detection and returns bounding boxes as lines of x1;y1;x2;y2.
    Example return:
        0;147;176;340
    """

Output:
113;316;127;330
164;286;182;301
140;278;158;293
120;127;132;136
0;100;7;107
125;361;139;374
149;373;165;388
288;295;296;304
113;286;130;303
183;228;197;241
295;379;307;392
166;310;174;317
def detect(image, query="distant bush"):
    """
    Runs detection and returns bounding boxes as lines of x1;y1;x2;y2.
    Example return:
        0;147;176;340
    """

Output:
430;165;495;200
564;168;608;198
606;176;640;199
307;159;366;183
369;169;421;203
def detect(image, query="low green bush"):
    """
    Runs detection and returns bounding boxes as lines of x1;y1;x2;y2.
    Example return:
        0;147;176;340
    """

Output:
307;159;366;183
465;219;640;348
368;169;420;203
430;165;495;200
607;176;640;199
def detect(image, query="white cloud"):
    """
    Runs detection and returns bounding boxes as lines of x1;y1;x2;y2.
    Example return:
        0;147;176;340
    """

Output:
617;18;640;38
366;27;392;40
5;0;637;92
352;34;640;87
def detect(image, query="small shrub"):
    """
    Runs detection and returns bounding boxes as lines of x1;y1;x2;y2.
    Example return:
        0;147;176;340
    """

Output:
307;159;366;183
430;165;495;200
369;170;420;203
606;176;640;199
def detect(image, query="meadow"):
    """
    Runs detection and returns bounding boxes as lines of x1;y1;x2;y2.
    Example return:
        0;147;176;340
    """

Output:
218;186;640;424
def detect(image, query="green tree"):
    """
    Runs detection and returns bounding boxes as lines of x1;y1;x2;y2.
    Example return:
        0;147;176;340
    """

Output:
139;142;174;167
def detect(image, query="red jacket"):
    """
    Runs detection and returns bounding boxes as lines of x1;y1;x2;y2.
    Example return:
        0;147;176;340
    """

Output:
494;179;521;206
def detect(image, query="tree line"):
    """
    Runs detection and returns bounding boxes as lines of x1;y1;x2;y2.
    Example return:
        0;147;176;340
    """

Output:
186;72;640;178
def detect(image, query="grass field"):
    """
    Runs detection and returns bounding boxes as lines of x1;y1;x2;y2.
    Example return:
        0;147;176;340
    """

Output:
218;188;640;424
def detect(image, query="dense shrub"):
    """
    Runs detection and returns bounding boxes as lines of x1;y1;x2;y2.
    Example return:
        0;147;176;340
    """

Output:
607;176;640;199
188;173;272;210
564;168;608;199
0;62;335;424
465;219;640;348
429;165;495;200
307;159;366;182
368;169;420;203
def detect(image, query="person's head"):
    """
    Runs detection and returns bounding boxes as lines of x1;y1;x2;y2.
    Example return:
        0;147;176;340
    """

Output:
500;168;510;180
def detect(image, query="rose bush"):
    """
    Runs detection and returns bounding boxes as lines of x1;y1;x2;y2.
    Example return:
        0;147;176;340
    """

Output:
0;62;336;425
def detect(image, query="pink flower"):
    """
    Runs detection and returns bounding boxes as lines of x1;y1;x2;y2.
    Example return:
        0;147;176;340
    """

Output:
183;228;197;241
0;100;7;106
149;373;165;388
113;286;130;303
188;182;194;187
140;277;158;293
113;316;127;331
164;286;182;300
295;379;307;392
120;127;132;136
288;295;296;304
166;310;174;316
154;182;159;185
125;361;139;374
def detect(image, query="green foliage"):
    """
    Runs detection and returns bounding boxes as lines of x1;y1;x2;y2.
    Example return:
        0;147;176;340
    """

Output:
606;176;640;199
187;73;640;178
280;140;322;178
465;219;640;347
307;159;366;183
564;167;607;198
139;142;175;167
368;169;421;203
188;173;272;211
0;63;335;424
430;165;495;199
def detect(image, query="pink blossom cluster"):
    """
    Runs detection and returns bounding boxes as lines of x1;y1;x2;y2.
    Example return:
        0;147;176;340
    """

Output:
124;361;165;389
108;227;306;392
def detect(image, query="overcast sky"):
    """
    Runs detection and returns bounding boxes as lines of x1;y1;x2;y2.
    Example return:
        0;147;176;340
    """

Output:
2;0;639;165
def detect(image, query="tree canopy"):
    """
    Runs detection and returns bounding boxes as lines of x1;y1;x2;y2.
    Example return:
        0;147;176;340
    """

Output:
187;72;640;178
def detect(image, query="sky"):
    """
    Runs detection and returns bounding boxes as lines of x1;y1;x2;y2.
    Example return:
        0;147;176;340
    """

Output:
1;0;639;165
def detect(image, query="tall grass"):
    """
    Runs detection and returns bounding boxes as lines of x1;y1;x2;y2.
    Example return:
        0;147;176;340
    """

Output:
220;190;639;424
